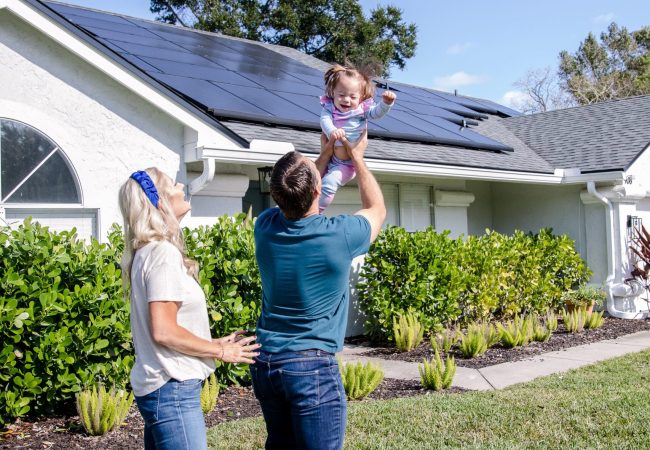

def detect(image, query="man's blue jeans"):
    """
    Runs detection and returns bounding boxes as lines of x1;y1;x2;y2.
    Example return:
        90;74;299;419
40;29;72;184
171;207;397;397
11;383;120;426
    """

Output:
251;350;346;450
135;378;208;450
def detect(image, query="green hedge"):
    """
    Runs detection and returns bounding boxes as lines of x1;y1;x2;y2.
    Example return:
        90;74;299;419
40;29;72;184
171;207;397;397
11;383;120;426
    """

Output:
0;214;260;426
0;219;131;425
357;227;591;342
0;217;590;424
184;213;261;385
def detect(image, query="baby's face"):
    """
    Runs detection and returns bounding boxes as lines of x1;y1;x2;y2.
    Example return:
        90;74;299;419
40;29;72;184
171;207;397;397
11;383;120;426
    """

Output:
333;75;362;112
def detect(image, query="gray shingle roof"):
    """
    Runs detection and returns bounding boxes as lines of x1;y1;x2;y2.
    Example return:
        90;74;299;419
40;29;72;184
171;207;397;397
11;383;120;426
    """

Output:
503;95;650;173
222;117;555;174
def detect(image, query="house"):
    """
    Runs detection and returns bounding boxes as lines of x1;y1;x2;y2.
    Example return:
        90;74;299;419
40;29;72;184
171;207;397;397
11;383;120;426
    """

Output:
2;0;649;327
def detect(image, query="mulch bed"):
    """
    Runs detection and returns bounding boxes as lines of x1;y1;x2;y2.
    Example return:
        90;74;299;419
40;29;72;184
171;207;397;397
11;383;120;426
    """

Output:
2;316;648;449
0;378;443;450
361;317;650;369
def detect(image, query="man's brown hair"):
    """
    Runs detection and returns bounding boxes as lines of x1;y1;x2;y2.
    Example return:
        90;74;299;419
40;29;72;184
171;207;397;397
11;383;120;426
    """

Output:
270;151;319;219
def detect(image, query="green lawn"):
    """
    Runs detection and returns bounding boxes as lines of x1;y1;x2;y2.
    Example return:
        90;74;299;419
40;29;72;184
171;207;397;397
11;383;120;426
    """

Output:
208;349;650;449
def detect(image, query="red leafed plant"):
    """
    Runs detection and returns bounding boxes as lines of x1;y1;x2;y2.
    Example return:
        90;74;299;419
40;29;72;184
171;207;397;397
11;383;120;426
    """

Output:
627;224;650;310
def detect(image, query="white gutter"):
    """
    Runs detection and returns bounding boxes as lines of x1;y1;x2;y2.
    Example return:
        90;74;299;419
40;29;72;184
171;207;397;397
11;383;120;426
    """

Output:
197;144;624;185
586;181;641;319
188;158;216;195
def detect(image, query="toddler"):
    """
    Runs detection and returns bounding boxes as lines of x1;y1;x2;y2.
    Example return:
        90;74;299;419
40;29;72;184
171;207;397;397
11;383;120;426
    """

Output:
318;64;396;213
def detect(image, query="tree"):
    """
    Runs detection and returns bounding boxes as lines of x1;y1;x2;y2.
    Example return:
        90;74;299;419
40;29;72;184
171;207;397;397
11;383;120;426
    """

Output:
512;67;574;114
558;22;650;105
149;0;417;76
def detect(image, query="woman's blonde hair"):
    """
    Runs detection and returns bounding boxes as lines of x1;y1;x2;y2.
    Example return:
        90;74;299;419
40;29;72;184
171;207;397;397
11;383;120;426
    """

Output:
118;167;198;290
324;63;375;101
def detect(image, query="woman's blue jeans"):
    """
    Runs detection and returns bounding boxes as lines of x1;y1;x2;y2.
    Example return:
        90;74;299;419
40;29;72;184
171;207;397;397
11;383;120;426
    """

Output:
135;378;208;450
250;350;346;450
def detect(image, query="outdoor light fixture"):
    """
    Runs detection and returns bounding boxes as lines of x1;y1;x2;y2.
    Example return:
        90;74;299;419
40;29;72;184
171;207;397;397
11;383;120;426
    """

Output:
257;166;273;194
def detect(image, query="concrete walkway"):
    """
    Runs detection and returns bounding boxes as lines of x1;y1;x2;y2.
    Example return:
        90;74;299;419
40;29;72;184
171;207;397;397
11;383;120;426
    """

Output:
337;330;650;391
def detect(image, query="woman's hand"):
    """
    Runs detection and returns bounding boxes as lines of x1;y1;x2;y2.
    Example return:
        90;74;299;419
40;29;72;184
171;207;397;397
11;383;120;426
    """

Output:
213;332;260;364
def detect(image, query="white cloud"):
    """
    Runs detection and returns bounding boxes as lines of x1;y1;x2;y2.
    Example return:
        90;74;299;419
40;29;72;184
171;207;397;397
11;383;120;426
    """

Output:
500;90;528;109
446;42;472;55
432;72;486;91
593;13;614;24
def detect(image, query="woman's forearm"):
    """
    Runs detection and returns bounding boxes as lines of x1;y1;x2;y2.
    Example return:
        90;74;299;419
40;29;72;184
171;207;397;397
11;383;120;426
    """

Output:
153;323;221;359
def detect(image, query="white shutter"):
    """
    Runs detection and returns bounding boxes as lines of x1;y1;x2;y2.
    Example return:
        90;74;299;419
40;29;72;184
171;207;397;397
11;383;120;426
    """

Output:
399;185;432;232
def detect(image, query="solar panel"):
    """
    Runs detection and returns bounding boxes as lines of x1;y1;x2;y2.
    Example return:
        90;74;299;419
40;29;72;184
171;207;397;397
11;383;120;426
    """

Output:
44;1;515;152
153;73;271;117
215;84;319;122
137;56;261;87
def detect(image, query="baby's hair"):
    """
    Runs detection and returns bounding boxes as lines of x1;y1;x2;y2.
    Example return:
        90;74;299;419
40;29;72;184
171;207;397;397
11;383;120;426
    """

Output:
324;63;375;101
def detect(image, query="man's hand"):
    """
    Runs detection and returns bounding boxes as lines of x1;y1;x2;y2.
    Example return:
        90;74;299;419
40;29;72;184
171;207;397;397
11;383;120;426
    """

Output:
341;130;368;163
330;128;346;141
382;91;397;105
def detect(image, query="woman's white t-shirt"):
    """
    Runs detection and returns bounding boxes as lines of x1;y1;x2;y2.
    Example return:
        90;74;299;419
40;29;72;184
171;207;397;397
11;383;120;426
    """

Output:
129;240;215;396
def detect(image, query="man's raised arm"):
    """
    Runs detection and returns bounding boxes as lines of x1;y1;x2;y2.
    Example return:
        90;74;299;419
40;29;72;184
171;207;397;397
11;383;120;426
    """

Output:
341;132;386;242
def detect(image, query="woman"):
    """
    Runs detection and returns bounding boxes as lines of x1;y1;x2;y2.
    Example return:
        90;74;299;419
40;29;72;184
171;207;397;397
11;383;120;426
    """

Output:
119;168;260;450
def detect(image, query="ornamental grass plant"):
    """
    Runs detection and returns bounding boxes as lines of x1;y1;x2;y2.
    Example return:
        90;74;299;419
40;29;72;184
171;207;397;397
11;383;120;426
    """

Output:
585;310;605;329
393;312;424;352
339;360;384;400
419;347;456;391
76;384;133;436
201;372;220;414
432;328;460;353
562;308;587;333
458;323;488;358
546;311;559;332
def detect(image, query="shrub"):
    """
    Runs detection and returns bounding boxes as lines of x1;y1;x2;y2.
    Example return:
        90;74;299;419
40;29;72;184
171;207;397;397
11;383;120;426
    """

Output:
201;373;220;414
393;312;425;351
184;213;261;385
356;227;464;342
76;384;133;436
338;360;384;400
358;227;590;342
0;220;131;425
419;347;456;391
458;324;488;358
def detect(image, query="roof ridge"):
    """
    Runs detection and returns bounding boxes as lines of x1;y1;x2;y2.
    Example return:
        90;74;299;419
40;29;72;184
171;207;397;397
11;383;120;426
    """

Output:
507;93;650;120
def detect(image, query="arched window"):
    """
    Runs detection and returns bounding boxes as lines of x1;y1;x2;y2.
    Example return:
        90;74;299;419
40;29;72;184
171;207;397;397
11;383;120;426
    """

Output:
1;119;80;204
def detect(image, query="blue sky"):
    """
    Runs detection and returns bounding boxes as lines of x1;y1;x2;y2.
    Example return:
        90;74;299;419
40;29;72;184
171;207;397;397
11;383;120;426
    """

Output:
61;0;649;107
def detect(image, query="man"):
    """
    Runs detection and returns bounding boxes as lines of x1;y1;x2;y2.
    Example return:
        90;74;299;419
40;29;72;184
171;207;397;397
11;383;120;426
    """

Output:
251;131;386;450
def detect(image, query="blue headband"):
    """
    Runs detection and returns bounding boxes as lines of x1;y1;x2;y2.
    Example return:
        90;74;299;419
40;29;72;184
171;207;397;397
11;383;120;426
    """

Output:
130;170;159;208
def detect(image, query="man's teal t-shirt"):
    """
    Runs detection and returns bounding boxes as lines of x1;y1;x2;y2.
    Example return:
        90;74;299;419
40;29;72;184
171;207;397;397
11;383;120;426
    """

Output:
254;207;371;353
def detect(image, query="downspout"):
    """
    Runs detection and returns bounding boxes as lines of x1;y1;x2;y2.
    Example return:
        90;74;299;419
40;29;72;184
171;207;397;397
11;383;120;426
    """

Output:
586;181;640;318
189;158;215;195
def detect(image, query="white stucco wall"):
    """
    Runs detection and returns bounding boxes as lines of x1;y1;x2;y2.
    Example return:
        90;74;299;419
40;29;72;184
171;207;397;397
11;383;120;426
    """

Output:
490;182;604;280
491;182;586;251
0;10;248;240
467;180;493;235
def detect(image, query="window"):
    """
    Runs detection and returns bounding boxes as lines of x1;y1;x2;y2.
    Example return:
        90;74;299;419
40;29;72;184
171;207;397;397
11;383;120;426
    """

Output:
1;119;80;204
